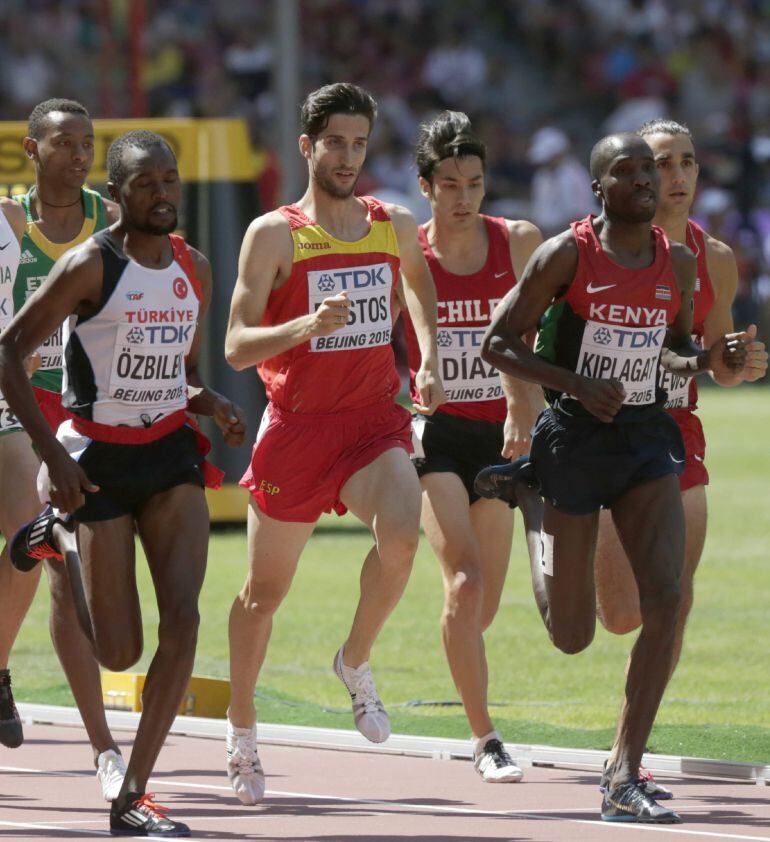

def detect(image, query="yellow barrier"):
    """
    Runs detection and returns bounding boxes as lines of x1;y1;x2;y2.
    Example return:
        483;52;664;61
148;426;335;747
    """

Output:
102;672;230;718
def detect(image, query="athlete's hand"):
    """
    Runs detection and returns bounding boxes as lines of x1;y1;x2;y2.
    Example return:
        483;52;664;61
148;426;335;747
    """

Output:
733;324;767;382
46;448;99;515
213;398;247;447
574;376;625;423
24;351;41;378
502;413;531;459
309;293;352;336
413;365;447;415
709;331;747;378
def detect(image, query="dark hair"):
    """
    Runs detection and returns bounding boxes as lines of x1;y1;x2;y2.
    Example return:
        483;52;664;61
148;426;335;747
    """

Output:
415;111;486;181
27;98;90;139
107;130;176;186
638;118;694;141
300;83;377;140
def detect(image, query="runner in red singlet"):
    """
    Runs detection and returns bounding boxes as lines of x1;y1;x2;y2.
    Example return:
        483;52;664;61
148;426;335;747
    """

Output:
478;133;747;823
594;120;767;798
402;111;542;781
225;83;444;805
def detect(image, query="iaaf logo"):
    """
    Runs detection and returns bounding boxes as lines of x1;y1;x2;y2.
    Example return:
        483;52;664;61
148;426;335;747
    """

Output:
314;264;389;293
126;290;144;301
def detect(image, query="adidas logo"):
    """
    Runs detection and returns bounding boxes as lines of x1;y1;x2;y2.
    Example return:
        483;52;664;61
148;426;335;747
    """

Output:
19;250;35;265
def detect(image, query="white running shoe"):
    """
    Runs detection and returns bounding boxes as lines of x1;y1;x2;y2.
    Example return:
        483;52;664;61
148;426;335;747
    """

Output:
333;646;391;744
226;720;265;805
96;748;126;801
474;736;524;783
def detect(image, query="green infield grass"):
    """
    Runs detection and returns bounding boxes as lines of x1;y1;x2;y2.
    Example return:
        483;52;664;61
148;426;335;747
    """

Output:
9;386;770;763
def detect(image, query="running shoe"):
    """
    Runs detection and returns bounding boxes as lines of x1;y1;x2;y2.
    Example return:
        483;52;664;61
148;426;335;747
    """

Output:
474;737;523;783
110;791;190;837
10;505;64;572
601;780;681;823
473;456;537;509
599;760;674;800
97;748;127;802
226;720;265;805
333;646;390;743
0;669;23;748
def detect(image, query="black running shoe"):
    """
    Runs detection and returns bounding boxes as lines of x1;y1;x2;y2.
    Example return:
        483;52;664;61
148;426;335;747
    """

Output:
0;669;23;748
599;760;674;800
10;505;64;572
473;456;537;509
110;792;190;837
601;780;681;823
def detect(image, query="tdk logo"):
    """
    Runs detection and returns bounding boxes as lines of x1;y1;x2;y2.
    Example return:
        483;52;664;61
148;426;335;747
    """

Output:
593;327;612;345
437;331;452;348
126;327;145;344
315;266;389;293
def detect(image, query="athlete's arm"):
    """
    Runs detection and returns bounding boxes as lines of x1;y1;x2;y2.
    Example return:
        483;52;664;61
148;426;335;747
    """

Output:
184;249;246;447
0;242;103;513
701;237;767;385
225;212;352;370
660;242;746;378
501;219;545;457
482;232;625;423
388;203;446;414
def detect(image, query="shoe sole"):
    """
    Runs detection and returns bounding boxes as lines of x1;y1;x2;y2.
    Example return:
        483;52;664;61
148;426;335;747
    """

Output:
601;814;681;823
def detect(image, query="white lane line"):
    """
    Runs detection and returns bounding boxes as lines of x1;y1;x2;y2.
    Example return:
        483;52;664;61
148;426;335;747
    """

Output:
2;765;768;841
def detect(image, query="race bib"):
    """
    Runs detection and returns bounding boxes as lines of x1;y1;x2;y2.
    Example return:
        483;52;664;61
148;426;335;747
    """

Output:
307;263;393;352
660;334;700;409
437;327;502;402
576;320;665;406
38;322;63;370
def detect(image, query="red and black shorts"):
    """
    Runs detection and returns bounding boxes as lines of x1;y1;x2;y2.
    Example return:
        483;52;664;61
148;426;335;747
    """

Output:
240;399;412;523
668;408;709;492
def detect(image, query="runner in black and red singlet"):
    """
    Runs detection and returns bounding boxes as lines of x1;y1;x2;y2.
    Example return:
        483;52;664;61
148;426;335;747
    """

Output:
0;130;245;838
476;133;747;823
224;83;444;805
594;120;767;799
402;111;542;782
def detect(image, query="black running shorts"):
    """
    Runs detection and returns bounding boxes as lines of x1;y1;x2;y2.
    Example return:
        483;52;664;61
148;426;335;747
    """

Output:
412;411;505;503
74;425;205;522
529;406;685;515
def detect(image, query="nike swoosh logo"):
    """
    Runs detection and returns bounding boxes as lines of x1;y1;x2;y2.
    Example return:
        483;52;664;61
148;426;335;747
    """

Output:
669;452;685;463
586;282;616;293
494;271;507;278
0;242;10;250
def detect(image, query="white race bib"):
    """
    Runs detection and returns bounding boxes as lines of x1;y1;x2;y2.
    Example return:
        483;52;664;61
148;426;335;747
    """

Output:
437;326;502;403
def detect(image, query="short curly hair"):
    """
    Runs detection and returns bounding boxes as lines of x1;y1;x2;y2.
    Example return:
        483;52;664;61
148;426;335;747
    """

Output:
107;130;176;186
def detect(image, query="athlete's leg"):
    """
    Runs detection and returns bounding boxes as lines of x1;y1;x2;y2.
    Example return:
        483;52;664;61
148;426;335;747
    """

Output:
594;510;641;634
606;474;683;790
113;483;208;798
228;498;316;728
0;432;44;668
338;447;420;667
471;498;514;633
420;474;511;738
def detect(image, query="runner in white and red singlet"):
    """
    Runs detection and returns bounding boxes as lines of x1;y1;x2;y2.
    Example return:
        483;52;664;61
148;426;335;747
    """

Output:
401;111;542;783
594;120;767;799
477;133;748;823
0;130;246;838
224;83;444;805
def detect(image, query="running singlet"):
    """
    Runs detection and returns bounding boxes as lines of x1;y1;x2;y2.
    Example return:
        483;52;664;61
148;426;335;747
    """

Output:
258;197;400;413
0;209;22;432
403;215;514;422
61;230;199;426
659;219;715;411
535;215;681;420
14;188;108;393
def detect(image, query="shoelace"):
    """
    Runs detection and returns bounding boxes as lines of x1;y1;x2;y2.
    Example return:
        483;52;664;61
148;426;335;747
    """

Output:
352;669;382;713
231;735;261;775
133;793;170;821
483;739;514;769
638;765;656;783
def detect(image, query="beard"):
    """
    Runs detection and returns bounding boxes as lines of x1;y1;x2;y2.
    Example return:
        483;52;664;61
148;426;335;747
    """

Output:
130;208;179;235
312;161;359;199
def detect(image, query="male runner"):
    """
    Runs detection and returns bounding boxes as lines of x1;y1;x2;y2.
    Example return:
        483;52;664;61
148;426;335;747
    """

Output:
0;98;126;799
477;133;746;823
0;130;246;837
593;120;767;797
403;111;542;782
225;83;444;805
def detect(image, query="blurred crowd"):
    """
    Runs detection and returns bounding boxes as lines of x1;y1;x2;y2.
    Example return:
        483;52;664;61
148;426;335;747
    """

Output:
2;0;770;335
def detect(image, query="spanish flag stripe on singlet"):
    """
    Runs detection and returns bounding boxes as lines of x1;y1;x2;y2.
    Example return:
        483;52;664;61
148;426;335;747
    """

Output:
258;197;401;415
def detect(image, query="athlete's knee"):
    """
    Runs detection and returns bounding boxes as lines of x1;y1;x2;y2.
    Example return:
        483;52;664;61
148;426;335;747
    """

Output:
375;520;419;567
96;635;143;672
677;581;694;623
237;580;290;621
443;566;483;621
640;582;681;631
598;603;642;636
550;620;595;654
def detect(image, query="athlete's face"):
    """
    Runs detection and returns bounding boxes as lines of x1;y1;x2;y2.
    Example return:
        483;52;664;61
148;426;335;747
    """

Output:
24;112;95;189
111;145;181;235
301;113;370;199
644;132;699;216
595;138;659;223
420;155;485;229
